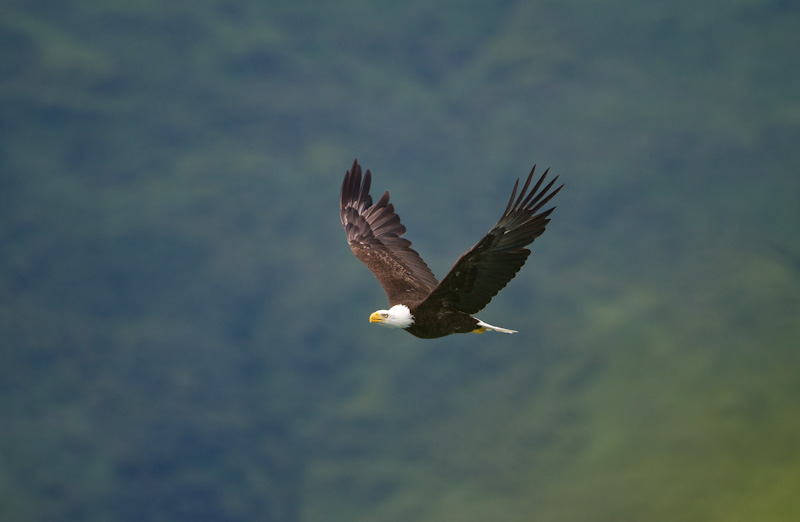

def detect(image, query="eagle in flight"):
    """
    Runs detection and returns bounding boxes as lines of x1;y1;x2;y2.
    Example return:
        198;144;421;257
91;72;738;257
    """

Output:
340;160;562;339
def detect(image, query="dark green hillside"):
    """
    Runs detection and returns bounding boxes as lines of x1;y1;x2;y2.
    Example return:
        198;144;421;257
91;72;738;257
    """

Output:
2;1;799;521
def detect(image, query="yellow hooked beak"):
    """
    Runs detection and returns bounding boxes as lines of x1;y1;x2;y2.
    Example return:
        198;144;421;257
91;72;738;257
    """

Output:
369;312;386;323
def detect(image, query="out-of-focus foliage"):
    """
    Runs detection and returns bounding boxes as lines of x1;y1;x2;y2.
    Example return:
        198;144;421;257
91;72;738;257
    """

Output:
1;1;799;521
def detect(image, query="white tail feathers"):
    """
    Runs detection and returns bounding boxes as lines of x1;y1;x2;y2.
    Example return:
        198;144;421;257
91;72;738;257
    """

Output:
475;319;518;334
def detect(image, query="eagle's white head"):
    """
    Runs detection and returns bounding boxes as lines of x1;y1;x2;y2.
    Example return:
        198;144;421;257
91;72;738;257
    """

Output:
369;304;414;329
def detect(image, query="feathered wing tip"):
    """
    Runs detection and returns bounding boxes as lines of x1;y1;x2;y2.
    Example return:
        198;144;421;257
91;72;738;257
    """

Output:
340;161;413;252
340;159;373;225
489;165;563;251
503;165;563;219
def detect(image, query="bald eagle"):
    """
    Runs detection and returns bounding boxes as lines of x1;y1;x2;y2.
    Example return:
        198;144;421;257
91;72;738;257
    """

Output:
340;160;562;339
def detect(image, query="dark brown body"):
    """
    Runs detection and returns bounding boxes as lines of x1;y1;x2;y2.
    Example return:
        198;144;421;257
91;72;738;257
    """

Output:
404;302;480;339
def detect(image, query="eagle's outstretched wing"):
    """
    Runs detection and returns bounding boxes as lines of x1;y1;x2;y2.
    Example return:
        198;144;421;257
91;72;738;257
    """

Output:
421;166;562;315
340;160;439;305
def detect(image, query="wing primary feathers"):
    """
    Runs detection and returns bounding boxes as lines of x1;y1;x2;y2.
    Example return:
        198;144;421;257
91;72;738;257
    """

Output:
508;166;562;217
524;176;561;213
340;160;439;304
518;168;547;208
358;169;372;214
420;164;563;315
502;178;521;217
340;159;369;224
512;165;537;210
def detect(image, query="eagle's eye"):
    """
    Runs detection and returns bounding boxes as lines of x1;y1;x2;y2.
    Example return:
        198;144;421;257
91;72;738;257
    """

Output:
382;313;389;318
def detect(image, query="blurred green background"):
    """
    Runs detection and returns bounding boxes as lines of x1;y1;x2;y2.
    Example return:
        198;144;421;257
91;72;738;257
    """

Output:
2;1;799;521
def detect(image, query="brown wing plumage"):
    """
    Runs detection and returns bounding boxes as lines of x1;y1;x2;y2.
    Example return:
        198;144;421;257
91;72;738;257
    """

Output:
340;159;439;305
420;166;563;315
